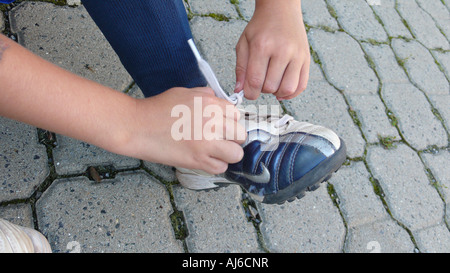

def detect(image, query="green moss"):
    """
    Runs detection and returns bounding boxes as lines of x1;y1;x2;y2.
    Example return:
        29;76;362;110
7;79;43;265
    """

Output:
364;52;377;71
311;49;322;65
386;110;398;127
170;210;189;240
342;158;351;166
326;4;338;19
318;25;336;33
1;0;67;13
369;177;384;197
326;183;340;207
34;0;67;6
0;4;8;12
348;108;362;128
378;134;397;150
365;38;381;45
396;55;410;67
424;167;440;189
204;13;230;22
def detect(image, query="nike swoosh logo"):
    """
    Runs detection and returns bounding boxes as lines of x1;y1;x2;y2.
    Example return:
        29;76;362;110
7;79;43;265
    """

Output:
230;163;271;184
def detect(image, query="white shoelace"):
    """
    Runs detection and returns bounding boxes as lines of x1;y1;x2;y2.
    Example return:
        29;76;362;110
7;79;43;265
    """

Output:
188;39;292;129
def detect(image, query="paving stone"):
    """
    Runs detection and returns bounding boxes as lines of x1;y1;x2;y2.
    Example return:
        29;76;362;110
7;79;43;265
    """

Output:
283;80;366;158
330;162;389;227
370;0;413;39
0;117;49;202
432;50;450;80
187;0;238;18
361;42;409;84
447;209;450;230
415;224;450;253
52;135;139;175
396;0;450;50
308;29;379;94
173;185;261;253
66;0;81;6
308;60;326;82
0;203;34;228
347;94;400;143
236;0;254;21
445;0;450;9
416;0;450;42
257;186;345;253
327;0;388;42
126;83;145;99
428;94;450;131
36;172;183;253
344;219;415;253
381;83;447;150
143;162;177;182
190;17;246;95
9;2;132;92
391;39;449;95
367;144;444;232
301;0;339;30
421;150;450;204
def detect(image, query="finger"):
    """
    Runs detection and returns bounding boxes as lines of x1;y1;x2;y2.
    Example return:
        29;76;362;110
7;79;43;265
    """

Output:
277;60;310;100
298;57;311;93
210;140;244;165
235;36;249;93
262;56;289;94
273;60;301;99
203;156;229;175
243;44;270;100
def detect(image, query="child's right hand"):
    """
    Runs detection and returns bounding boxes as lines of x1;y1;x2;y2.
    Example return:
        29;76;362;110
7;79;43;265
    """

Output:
120;87;246;174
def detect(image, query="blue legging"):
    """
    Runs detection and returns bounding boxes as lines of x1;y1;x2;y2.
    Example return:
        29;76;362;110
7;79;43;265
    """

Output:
81;0;207;97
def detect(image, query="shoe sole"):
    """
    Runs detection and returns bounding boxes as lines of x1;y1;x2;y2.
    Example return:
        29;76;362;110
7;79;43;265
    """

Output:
176;138;347;205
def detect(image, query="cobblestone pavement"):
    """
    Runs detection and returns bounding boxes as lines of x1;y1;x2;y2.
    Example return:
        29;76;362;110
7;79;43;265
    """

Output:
1;0;449;253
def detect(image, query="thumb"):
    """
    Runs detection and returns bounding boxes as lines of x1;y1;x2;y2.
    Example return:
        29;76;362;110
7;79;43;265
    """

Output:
235;36;249;93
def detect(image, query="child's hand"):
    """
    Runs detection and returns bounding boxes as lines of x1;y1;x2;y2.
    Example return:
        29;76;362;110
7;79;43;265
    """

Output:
125;87;246;174
234;0;310;101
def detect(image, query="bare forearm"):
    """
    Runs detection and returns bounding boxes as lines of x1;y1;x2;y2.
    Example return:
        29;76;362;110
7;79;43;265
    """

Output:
0;34;137;154
0;34;246;174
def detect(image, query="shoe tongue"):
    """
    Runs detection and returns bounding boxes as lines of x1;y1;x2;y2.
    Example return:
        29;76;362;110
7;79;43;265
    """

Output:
188;39;244;105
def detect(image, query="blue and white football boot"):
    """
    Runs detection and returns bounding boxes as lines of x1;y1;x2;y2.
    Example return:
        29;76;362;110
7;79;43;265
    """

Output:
176;40;347;204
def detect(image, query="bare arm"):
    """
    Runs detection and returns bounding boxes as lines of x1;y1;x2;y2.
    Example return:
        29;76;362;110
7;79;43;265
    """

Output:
0;34;137;152
0;34;244;174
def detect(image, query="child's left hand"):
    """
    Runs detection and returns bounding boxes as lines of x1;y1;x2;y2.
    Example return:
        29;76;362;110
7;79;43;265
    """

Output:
234;0;310;101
